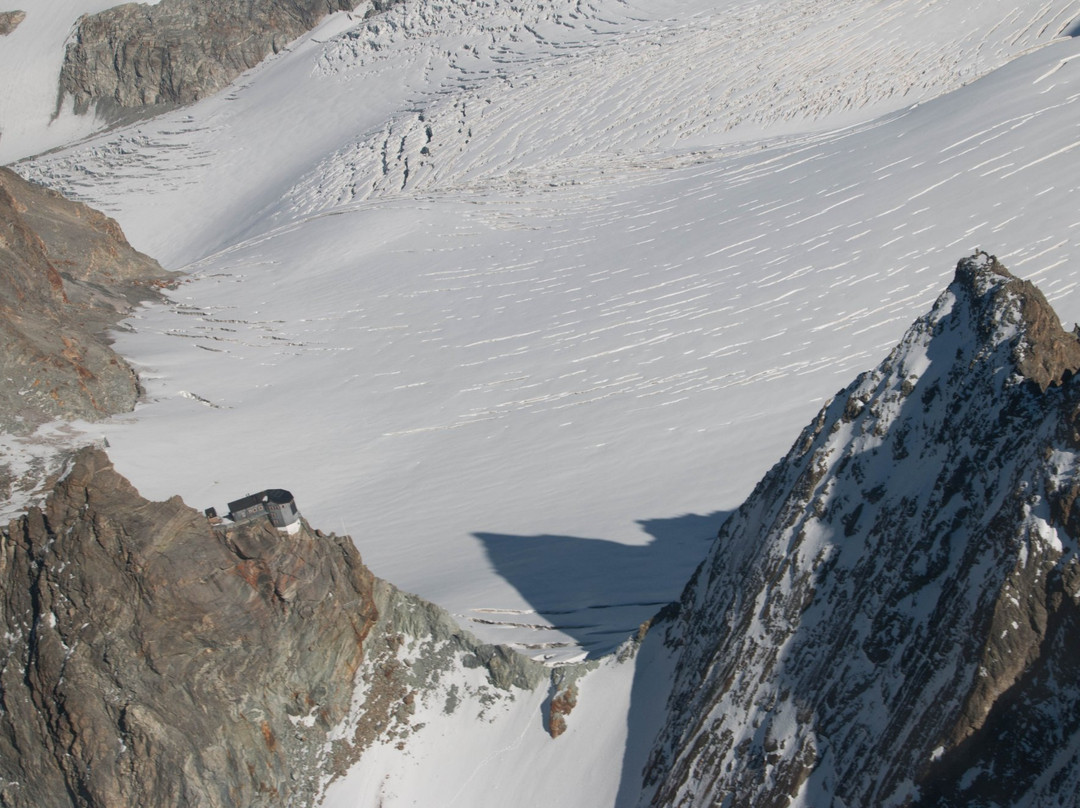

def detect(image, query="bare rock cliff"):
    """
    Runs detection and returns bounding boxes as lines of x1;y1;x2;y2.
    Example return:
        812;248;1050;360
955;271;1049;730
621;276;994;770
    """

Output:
0;167;170;433
59;0;361;118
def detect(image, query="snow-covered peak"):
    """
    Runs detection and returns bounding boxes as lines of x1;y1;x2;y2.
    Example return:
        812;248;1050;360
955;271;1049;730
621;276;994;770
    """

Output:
643;254;1080;807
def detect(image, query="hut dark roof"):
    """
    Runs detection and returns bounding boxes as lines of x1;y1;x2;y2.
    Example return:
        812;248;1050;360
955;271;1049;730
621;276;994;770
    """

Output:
228;489;294;514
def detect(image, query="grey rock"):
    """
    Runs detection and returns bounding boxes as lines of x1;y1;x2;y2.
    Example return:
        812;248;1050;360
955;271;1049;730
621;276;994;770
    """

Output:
0;447;554;806
327;576;551;766
59;0;363;119
0;448;380;806
0;10;24;36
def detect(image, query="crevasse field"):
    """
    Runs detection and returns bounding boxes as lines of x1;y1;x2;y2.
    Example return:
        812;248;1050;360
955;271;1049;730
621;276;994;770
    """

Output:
3;0;1080;803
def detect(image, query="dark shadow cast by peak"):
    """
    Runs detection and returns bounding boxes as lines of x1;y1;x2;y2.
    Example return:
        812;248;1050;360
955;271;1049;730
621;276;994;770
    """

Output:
473;510;730;658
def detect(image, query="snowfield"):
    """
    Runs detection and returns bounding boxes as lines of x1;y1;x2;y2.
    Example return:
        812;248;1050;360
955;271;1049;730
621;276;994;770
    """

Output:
9;0;1080;661
4;0;1080;802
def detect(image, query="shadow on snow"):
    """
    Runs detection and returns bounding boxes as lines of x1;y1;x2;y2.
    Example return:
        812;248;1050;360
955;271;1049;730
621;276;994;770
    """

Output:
473;510;730;658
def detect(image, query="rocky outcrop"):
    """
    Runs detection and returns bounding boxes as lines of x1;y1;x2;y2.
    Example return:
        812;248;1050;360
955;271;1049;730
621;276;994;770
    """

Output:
0;167;171;433
959;251;1080;391
547;681;578;739
0;448;377;806
59;0;361;118
0;10;24;35
642;253;1080;807
0;447;553;806
329;574;550;766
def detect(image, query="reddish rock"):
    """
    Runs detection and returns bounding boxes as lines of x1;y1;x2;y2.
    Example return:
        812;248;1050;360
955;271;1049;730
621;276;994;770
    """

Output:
0;168;172;432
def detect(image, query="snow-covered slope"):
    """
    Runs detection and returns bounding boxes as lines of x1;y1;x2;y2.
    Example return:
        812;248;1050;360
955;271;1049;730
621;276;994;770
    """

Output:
15;0;1080;264
642;254;1080;807
311;254;1080;808
5;0;1080;805
8;0;1080;663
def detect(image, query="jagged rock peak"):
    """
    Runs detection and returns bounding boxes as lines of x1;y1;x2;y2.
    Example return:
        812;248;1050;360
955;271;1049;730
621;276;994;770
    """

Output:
952;250;1080;391
642;253;1080;808
59;0;364;118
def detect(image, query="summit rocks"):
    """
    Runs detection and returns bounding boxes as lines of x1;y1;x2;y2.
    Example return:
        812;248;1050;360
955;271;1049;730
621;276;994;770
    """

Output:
955;252;1080;392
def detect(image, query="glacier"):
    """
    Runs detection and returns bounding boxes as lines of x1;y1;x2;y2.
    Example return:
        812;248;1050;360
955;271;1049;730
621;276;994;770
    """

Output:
3;0;1080;804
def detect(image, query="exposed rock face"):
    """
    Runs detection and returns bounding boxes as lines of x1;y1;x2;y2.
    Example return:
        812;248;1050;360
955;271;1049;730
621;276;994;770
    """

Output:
0;448;377;806
0;168;170;433
59;0;361;118
0;447;552;806
0;10;24;35
642;253;1080;807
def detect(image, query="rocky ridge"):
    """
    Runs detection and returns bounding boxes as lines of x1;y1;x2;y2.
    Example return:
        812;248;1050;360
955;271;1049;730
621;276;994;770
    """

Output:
59;0;364;119
0;447;553;807
0;167;170;434
639;253;1080;807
